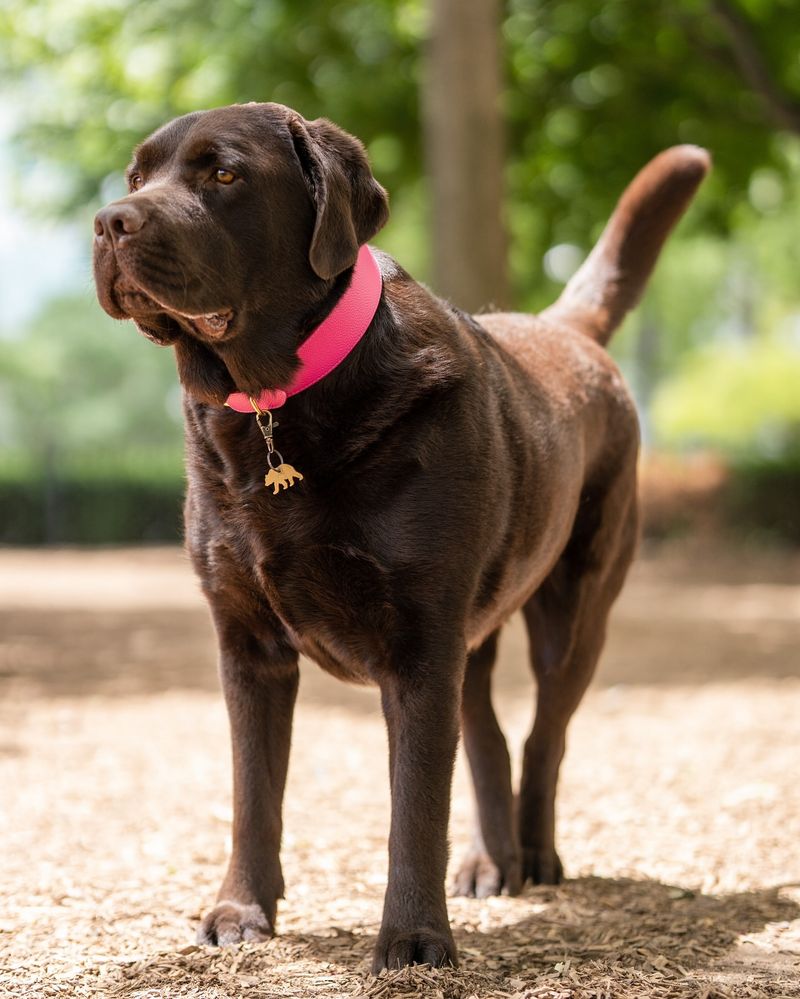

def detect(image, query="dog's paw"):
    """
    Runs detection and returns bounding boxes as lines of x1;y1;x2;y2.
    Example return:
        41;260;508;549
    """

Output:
372;928;457;973
521;846;563;885
451;848;522;898
196;900;274;946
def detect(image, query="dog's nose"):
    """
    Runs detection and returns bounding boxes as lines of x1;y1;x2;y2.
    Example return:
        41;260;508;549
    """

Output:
94;202;147;243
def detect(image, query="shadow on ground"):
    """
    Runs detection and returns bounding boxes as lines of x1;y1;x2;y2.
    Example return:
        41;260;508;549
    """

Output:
72;877;800;998
2;542;799;702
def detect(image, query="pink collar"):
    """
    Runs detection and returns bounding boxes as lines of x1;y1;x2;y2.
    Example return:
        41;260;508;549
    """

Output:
225;245;382;412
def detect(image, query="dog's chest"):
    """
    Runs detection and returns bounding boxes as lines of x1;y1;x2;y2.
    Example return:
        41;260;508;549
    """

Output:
217;492;398;684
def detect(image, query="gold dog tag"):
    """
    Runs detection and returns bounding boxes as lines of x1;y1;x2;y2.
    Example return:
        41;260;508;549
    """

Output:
250;397;303;495
264;463;304;494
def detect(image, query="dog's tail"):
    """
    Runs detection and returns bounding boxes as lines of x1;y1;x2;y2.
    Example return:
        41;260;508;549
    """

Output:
540;145;710;346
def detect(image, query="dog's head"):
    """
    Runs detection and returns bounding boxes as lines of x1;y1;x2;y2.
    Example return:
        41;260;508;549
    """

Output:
93;102;389;402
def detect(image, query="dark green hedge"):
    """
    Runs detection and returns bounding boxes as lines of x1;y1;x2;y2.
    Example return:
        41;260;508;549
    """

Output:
724;454;800;546
1;454;798;546
0;475;184;544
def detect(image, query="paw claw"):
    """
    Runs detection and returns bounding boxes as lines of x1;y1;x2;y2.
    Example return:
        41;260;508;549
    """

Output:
521;847;564;885
372;928;457;973
452;849;522;898
197;900;274;947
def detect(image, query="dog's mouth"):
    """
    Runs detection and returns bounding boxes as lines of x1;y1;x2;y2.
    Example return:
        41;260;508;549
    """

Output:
184;310;234;337
114;282;235;342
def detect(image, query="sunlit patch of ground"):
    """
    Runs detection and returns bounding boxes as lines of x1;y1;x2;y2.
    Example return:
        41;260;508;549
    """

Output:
1;542;798;998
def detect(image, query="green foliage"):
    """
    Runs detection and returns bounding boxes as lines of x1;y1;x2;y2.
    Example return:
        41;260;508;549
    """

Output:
4;0;800;288
0;0;426;223
652;338;800;454
611;232;733;392
503;0;800;305
0;290;183;458
632;164;800;458
0;289;186;541
505;1;799;217
3;0;800;543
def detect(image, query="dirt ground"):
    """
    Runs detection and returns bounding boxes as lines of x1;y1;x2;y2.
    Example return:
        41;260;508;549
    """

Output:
0;541;798;999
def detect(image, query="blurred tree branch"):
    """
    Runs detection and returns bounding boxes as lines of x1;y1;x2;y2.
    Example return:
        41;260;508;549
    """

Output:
710;0;800;134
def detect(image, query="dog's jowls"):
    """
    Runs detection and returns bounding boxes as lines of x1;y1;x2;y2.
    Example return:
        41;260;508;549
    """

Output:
93;102;709;972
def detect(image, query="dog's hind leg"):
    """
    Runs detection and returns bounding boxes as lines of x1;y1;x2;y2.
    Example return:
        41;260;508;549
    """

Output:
452;629;522;897
519;459;638;885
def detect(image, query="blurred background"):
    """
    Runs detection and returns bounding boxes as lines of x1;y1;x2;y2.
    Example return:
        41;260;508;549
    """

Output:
0;0;799;546
2;7;800;996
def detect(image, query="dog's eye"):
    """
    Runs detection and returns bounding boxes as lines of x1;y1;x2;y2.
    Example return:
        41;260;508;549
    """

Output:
129;173;144;192
215;168;236;185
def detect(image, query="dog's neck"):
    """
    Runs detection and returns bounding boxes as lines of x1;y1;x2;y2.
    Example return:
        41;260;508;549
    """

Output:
225;245;382;414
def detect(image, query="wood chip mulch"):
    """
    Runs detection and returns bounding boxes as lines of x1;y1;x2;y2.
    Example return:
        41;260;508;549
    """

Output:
1;547;799;998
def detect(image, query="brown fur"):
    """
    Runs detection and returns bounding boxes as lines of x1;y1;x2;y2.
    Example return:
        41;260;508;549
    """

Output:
93;103;709;971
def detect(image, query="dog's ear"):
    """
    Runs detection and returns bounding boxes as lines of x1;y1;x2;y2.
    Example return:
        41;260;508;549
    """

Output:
288;116;389;280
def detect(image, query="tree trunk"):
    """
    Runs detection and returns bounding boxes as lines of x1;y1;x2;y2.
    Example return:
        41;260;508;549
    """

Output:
633;306;660;448
422;0;508;313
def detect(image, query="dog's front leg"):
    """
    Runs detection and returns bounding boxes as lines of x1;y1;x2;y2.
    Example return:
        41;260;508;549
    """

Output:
198;618;299;945
373;654;463;971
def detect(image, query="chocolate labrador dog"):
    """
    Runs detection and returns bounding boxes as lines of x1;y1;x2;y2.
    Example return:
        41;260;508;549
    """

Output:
93;102;708;971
